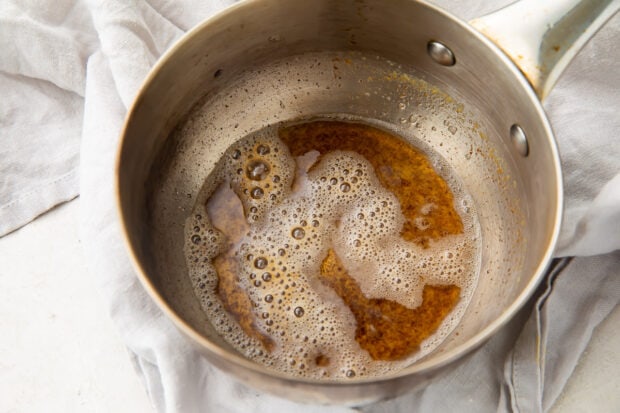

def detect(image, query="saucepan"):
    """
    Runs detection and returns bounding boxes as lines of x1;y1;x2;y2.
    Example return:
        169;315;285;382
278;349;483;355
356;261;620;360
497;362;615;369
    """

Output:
116;0;617;405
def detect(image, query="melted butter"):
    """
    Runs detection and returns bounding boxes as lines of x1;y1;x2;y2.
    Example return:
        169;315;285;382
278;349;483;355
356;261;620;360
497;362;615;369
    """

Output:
279;121;464;247
187;119;479;378
207;182;274;352
320;249;460;361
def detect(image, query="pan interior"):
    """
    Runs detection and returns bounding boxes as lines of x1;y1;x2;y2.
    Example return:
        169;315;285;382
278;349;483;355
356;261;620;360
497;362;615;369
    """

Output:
147;50;523;373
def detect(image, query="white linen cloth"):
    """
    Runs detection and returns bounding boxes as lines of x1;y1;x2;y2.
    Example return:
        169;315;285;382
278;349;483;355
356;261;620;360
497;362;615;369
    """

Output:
1;0;619;411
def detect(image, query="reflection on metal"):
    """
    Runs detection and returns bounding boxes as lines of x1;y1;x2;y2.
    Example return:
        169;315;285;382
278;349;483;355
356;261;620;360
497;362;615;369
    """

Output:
427;41;456;66
471;0;619;101
510;124;529;157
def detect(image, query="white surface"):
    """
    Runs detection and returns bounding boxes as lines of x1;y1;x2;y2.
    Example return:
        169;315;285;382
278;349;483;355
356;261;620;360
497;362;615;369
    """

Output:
1;198;619;412
0;200;153;413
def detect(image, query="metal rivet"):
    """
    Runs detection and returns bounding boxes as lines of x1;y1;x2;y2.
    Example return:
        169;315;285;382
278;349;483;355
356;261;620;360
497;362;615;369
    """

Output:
510;124;529;157
427;41;456;66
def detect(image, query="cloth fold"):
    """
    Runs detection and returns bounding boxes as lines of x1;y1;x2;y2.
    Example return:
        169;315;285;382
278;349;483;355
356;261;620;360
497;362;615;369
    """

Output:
2;0;619;411
0;0;96;235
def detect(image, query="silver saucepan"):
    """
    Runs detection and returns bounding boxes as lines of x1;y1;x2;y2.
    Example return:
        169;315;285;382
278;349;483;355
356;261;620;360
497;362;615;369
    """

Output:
116;0;617;405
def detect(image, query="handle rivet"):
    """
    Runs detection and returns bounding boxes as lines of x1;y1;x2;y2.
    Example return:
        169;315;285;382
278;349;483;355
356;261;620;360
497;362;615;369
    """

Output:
510;124;529;157
427;41;456;66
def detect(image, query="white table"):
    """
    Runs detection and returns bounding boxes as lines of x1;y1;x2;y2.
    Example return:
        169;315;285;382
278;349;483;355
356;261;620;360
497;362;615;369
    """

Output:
1;199;618;412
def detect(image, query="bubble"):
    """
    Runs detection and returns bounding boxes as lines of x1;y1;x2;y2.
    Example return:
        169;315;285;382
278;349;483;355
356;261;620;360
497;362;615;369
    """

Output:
340;183;351;192
264;294;274;303
191;235;201;244
257;144;270;155
415;217;430;230
262;272;272;281
251;187;265;199
330;178;338;185
232;149;241;159
448;125;457;135
346;370;356;378
293;307;305;317
273;175;281;183
246;160;270;180
311;220;320;227
291;227;305;239
278;248;286;256
461;199;471;213
254;257;268;269
420;203;435;215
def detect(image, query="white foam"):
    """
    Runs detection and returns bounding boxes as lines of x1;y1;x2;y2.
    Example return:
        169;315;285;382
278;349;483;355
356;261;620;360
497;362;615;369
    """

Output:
184;123;481;379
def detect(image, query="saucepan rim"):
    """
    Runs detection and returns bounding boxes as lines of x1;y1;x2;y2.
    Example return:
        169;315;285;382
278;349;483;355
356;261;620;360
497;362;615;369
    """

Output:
114;0;563;386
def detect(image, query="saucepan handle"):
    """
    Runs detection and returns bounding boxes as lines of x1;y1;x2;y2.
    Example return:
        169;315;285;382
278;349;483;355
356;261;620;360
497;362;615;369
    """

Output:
470;0;619;101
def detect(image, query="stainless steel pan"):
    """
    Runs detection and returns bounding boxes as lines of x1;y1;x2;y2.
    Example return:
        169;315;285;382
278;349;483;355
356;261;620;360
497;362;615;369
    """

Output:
116;0;617;405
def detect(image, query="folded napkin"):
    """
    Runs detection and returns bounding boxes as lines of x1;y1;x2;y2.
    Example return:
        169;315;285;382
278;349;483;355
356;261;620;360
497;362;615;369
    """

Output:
1;0;619;412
